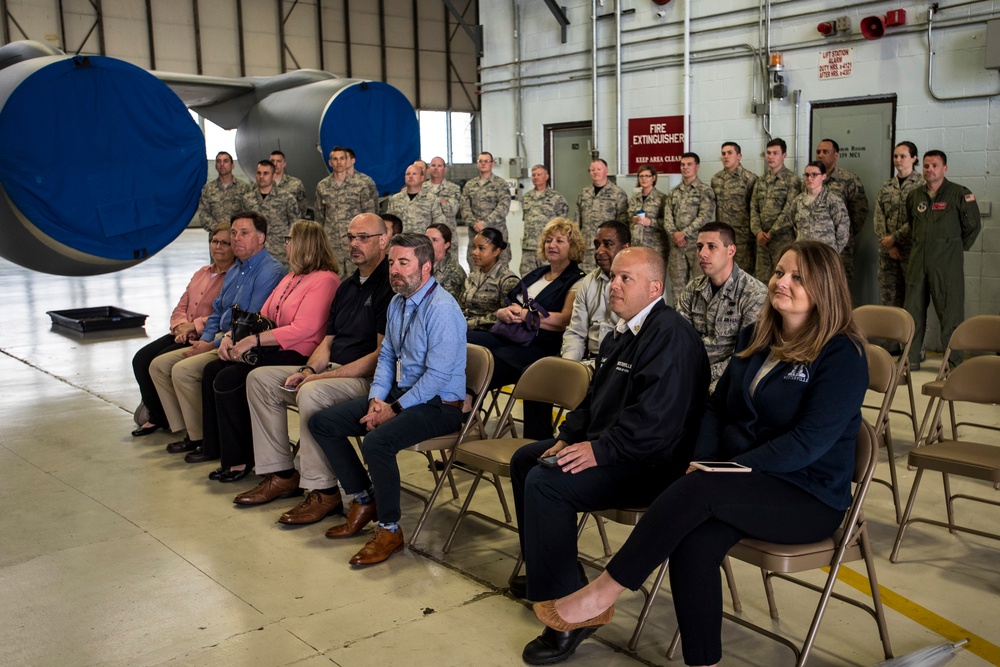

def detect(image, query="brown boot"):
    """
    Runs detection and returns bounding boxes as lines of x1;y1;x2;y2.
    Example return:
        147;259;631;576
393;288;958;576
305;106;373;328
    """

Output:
325;501;377;538
349;526;404;565
278;490;344;524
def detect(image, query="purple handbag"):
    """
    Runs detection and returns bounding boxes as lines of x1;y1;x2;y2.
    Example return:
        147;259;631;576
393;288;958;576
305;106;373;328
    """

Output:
489;282;550;346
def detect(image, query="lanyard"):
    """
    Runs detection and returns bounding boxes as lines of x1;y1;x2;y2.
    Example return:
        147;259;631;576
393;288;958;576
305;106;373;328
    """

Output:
397;282;438;354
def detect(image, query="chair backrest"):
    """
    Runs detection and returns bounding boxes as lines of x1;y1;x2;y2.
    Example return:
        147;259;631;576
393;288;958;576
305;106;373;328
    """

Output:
865;344;896;395
853;305;915;349
947;315;1000;353
465;344;494;400
853;419;878;488
510;356;591;409
940;355;1000;405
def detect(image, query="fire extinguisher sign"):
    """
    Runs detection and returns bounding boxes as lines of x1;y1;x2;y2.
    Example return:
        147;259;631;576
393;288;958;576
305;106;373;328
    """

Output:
818;48;854;79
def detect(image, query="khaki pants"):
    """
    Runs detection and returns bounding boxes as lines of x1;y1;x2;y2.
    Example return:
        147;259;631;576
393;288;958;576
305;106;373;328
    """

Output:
246;364;371;489
149;347;218;438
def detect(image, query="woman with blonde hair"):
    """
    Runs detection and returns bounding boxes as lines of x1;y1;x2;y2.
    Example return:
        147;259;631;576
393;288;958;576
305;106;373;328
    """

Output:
468;217;585;439
203;219;340;483
522;241;868;666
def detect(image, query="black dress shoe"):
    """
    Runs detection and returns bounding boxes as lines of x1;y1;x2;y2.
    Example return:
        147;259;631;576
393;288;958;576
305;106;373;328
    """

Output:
218;467;252;483
208;466;225;481
131;424;162;437
510;564;589;601
166;437;200;454
184;447;218;463
522;626;596;666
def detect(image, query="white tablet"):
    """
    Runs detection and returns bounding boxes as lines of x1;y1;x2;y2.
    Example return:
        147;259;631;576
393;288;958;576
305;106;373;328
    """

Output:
690;461;752;473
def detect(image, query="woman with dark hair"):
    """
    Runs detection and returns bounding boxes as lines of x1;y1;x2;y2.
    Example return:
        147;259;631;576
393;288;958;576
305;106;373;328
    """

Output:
874;141;923;308
522;241;868;667
462;227;520;330
203;219;340;483
426;222;467;300
781;160;850;252
627;164;668;260
468;217;585;439
130;222;235;436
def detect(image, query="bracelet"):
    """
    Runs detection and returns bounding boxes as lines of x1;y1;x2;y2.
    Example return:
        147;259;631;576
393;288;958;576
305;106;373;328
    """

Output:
255;333;261;347
296;365;315;375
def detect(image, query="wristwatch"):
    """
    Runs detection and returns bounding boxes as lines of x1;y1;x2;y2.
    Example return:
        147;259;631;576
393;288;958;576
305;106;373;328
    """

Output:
296;365;315;375
390;400;403;415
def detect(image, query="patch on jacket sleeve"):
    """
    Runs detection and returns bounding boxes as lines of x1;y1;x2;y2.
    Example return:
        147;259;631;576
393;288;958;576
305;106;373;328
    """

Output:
965;193;976;202
784;363;810;383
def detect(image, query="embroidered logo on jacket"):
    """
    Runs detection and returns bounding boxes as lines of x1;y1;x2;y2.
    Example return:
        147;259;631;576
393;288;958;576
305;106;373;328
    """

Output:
615;361;632;373
784;363;810;383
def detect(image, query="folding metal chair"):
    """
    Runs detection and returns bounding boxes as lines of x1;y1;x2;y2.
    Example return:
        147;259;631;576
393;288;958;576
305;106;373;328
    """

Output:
853;305;918;442
864;343;906;523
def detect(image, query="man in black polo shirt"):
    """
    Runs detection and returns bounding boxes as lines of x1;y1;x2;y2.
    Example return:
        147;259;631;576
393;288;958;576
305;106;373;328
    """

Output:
237;213;393;525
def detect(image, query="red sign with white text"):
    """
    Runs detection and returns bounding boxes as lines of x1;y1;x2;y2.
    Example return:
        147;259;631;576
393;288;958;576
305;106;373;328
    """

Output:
629;115;685;174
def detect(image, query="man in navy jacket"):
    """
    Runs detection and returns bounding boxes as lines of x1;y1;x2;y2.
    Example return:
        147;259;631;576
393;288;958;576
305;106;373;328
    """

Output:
509;247;710;665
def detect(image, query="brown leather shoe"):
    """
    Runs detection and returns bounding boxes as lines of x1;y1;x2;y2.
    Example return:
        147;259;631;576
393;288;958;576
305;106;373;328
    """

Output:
325;501;377;538
233;472;302;506
278;490;344;524
349;526;404;566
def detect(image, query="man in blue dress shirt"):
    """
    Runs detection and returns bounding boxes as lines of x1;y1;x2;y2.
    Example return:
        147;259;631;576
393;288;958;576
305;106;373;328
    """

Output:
309;232;467;566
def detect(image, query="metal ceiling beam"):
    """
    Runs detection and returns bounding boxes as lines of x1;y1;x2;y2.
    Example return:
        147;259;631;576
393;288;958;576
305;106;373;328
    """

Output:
441;0;481;56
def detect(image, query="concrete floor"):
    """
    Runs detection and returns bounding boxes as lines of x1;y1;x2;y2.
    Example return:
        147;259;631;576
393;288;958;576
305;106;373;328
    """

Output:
1;228;998;667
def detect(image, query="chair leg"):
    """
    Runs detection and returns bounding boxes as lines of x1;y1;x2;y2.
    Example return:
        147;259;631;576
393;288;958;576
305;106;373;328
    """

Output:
948;400;958;441
628;558;669;651
596;516;611;558
443;470;486;553
761;569;780;619
942;473;956;534
509;551;524;583
492;473;513;523
796;549;854;667
666;627;682;661
883;425;902;524
722;556;742;614
890;468;926;562
860;528;894;660
904;366;920;443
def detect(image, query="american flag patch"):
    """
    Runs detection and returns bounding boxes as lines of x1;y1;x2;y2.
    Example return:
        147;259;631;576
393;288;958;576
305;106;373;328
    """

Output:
965;193;976;202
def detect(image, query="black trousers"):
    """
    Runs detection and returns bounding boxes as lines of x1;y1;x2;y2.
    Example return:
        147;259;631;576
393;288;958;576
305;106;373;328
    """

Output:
510;438;685;602
132;333;186;426
201;350;306;465
605;470;845;666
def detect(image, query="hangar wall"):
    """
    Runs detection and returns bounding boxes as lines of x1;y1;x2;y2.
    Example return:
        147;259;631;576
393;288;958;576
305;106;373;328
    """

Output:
479;0;1000;319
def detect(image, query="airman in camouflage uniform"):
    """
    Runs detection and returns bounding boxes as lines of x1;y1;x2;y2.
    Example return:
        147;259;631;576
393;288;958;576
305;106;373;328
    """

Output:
677;222;767;390
427;157;462;258
197;151;252;231
574;158;628;272
782;174;850;253
432;252;468;301
626;169;667;261
462;152;512;267
711;142;758;274
315;147;379;275
239;159;300;267
521;165;570;275
664;153;716;305
270;151;308;217
461;262;520;330
874;142;923;308
750;138;801;282
386;166;446;234
816;139;869;286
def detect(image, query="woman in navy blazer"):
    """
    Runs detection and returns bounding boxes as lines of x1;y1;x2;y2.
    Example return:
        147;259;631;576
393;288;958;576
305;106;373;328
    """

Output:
524;241;868;667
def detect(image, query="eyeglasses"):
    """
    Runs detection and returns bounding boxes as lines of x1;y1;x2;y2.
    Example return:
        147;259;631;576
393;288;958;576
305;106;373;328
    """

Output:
345;233;384;243
283;236;293;243
477;159;493;164
803;172;823;178
210;239;231;246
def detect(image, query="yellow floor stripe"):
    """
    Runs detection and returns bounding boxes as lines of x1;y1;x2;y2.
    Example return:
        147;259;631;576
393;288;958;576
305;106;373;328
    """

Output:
833;565;1000;664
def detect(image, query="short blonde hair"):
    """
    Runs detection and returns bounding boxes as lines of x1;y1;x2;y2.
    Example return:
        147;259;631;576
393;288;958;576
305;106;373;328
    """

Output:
287;220;339;275
536;217;585;263
739;240;864;362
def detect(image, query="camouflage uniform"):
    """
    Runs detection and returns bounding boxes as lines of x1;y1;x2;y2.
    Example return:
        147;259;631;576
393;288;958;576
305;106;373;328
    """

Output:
711;165;758;274
275;173;308;217
750;166;801;282
873;171;923;307
461;262;520;331
315;172;379;275
197;177;252;231
239;188;300;267
461;175;511;267
385;187;446;234
521;187;570;275
824;166;868;286
432;252;468;302
626;187;669;261
663;178;716;306
574;182;628;271
427;179;462;258
785;188;850;253
675;263;768;391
